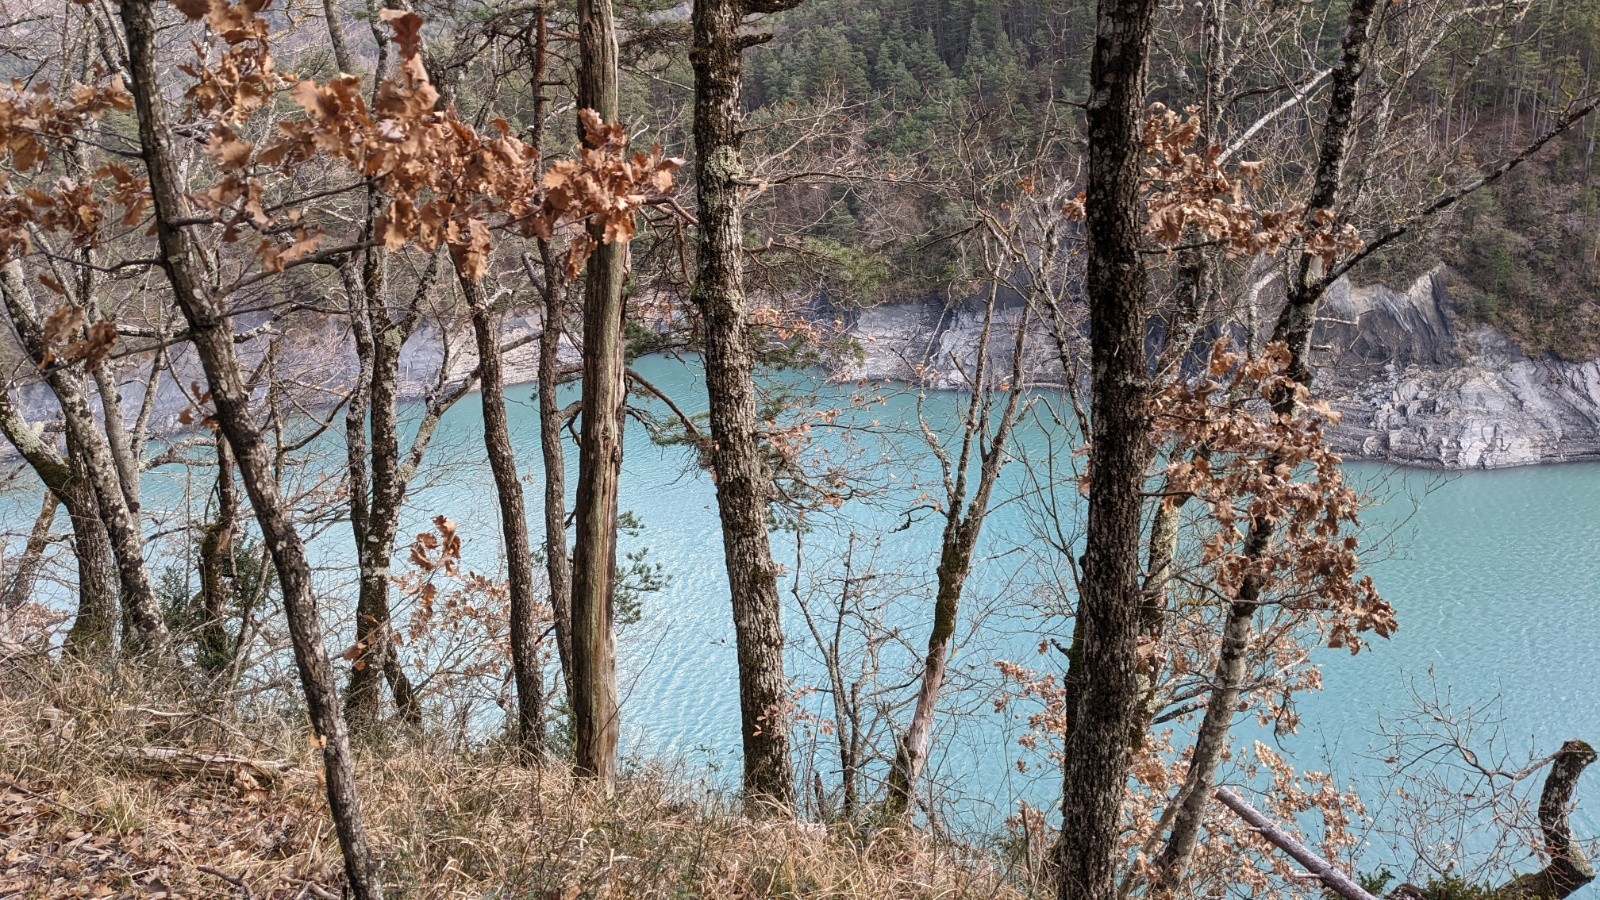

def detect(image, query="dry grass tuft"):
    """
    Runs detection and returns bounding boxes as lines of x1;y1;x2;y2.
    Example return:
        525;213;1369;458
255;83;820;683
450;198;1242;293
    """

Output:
0;658;1037;898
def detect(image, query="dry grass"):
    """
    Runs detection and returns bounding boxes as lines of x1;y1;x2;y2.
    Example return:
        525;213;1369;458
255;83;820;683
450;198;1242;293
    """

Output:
0;658;1038;899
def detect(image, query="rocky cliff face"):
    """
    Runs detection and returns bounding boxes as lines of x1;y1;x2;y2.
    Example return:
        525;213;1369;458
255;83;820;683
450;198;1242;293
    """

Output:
826;270;1600;469
1312;272;1600;468
829;286;1069;389
13;271;1598;471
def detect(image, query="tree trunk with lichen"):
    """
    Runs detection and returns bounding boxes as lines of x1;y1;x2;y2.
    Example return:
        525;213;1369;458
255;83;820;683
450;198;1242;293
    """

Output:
343;255;427;736
1491;740;1596;900
1056;0;1160;897
691;0;797;811
463;274;546;759
0;260;166;657
197;434;238;676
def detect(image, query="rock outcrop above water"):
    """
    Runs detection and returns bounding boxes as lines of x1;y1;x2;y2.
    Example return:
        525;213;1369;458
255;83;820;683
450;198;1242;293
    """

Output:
9;268;1598;471
1312;273;1600;468
827;270;1600;469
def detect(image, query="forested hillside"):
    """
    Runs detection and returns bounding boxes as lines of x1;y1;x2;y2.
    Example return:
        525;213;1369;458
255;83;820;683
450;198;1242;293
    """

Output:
0;0;1597;898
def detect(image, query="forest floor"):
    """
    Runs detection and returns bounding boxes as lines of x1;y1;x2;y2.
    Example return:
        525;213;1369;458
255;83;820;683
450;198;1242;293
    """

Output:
0;657;1039;899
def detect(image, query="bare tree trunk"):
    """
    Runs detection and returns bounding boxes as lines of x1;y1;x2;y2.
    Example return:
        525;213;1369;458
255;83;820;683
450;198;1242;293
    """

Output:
0;261;167;655
2;489;57;610
117;2;383;895
1150;523;1269;890
1214;788;1380;900
320;0;354;75
343;264;383;734
691;0;800;811
1276;0;1382;387
62;464;117;658
525;8;574;702
1056;0;1160;897
90;360;141;519
343;258;426;735
886;286;1025;818
535;261;574;698
0;385;118;658
571;0;625;786
1492;740;1596;900
1217;741;1595;900
1128;244;1213;753
463;275;545;759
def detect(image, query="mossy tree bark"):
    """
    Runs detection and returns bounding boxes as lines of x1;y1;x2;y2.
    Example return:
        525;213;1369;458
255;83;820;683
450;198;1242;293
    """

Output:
0;260;167;656
690;0;805;811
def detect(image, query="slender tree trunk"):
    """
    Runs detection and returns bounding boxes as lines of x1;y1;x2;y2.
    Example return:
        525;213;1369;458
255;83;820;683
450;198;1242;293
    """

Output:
197;434;238;676
118;2;383;895
1150;2;1381;890
691;0;797;811
1056;0;1159;898
571;0;625;786
320;0;354;75
463;276;545;759
2;489;58;610
0;387;118;660
1132;487;1182;736
1276;0;1382;387
886;287;1024;818
345;265;424;735
886;531;971;817
1214;788;1380;900
1150;524;1269;889
343;265;384;734
1130;247;1213;752
90;360;141;519
526;8;575;702
536;265;574;699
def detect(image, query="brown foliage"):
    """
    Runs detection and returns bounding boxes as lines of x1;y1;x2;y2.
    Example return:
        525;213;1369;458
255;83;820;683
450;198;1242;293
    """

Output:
1063;104;1366;262
0;77;144;261
1152;339;1397;652
0;1;681;284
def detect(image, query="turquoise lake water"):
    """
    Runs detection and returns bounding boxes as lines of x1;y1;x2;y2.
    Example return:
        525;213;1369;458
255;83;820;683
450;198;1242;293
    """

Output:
10;352;1598;886
397;355;1600;880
